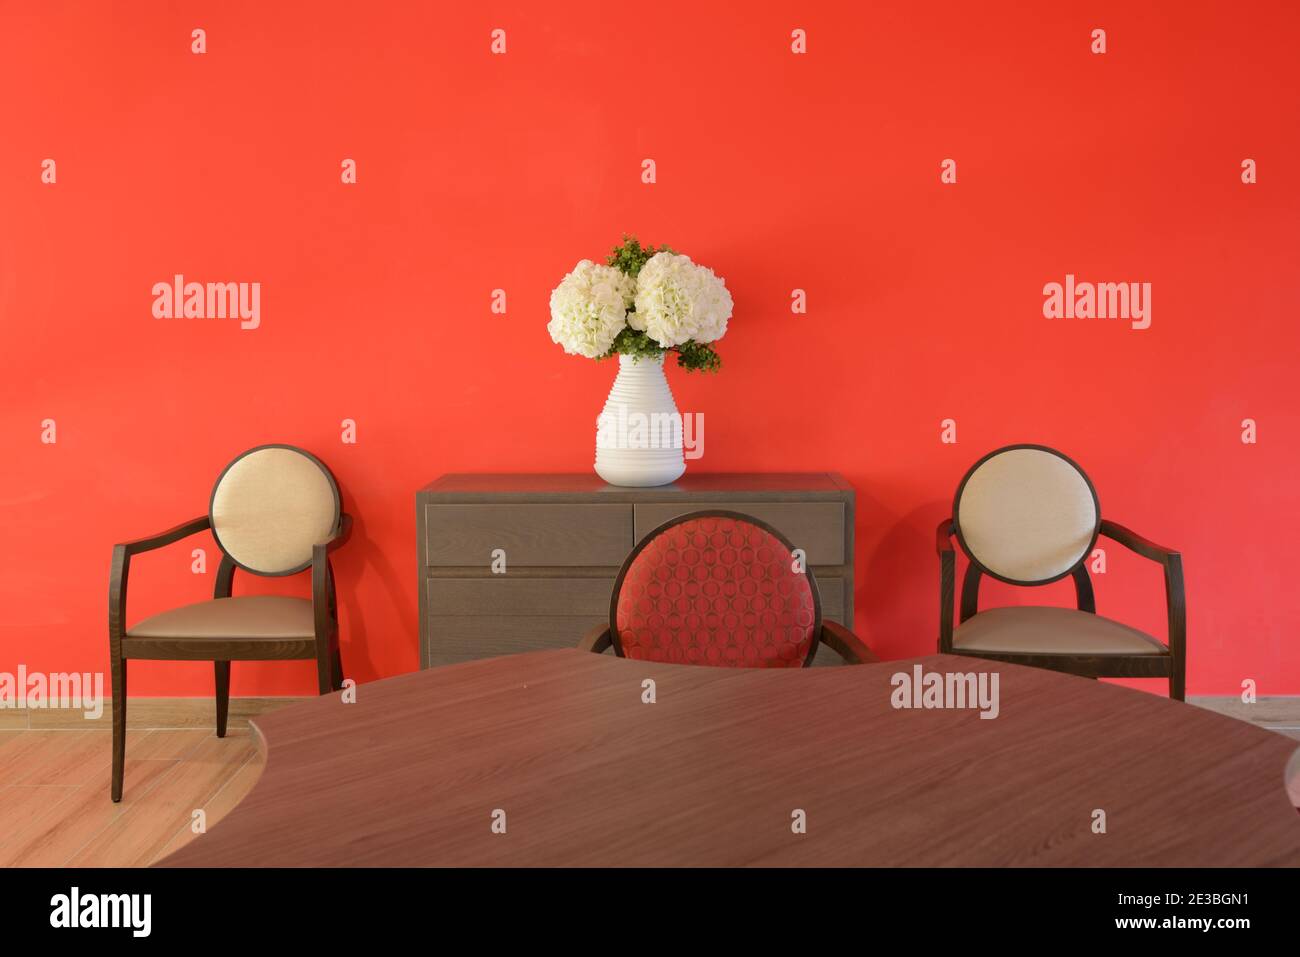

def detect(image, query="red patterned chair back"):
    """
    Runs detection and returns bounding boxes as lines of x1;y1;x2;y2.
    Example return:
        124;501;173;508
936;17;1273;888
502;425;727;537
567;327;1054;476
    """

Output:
610;510;822;668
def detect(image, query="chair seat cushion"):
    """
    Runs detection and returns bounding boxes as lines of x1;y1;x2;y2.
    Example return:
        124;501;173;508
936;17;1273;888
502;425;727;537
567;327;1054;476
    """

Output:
127;596;315;639
953;606;1167;656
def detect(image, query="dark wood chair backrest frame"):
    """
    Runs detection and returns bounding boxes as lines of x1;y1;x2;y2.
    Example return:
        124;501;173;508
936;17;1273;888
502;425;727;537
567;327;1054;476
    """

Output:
952;443;1101;621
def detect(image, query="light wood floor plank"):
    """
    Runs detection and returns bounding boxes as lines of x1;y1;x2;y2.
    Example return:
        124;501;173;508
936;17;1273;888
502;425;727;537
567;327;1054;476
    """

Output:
1189;696;1300;724
8;730;145;787
5;731;100;786
152;750;265;864
0;731;68;781
0;786;78;847
68;733;256;868
0;759;177;867
28;697;304;730
129;729;211;761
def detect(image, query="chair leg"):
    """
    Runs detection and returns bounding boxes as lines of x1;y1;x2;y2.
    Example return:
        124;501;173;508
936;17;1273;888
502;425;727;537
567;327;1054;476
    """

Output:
215;661;231;737
331;645;344;691
111;657;127;803
1170;662;1185;701
315;645;334;696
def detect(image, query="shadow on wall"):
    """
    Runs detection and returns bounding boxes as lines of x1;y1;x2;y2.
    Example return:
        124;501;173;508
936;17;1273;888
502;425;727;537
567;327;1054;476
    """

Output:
856;496;1084;663
857;499;942;661
327;480;419;686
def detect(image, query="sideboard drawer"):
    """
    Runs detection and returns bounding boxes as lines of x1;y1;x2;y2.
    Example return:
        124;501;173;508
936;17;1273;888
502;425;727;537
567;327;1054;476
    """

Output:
633;502;845;565
428;592;848;666
426;578;840;627
426;578;615;617
427;615;603;666
424;504;632;566
817;577;844;623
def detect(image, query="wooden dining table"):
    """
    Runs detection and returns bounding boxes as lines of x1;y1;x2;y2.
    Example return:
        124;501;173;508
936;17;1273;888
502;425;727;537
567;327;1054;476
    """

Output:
159;649;1300;867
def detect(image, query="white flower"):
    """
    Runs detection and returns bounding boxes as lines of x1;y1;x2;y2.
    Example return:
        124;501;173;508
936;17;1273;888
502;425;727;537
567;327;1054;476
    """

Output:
630;252;732;348
547;260;636;359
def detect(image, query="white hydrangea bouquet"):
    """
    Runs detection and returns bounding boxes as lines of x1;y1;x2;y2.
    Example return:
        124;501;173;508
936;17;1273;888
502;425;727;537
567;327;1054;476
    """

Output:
547;236;731;372
547;237;732;485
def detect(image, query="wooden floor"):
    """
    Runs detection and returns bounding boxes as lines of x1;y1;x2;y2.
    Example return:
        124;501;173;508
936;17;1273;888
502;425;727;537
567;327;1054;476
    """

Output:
1;694;1295;868
0;728;262;867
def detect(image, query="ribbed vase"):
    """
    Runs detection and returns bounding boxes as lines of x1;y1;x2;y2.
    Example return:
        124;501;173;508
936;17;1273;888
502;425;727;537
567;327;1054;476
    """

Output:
594;354;686;487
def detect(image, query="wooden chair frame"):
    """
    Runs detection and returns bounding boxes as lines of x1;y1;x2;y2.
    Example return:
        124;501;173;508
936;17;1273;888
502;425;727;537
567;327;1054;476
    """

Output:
579;509;875;665
938;508;1185;699
108;460;352;802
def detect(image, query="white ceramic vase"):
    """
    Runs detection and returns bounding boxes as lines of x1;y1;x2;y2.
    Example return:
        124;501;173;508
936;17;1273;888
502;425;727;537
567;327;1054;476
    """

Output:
594;354;686;487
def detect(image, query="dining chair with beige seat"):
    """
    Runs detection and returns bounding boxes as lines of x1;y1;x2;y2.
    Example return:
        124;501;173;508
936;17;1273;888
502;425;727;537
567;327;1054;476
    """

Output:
108;443;352;801
936;444;1185;698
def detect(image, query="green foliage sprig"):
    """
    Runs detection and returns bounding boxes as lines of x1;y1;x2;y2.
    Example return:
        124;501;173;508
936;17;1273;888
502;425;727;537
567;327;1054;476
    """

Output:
605;235;674;278
602;235;723;374
674;340;722;373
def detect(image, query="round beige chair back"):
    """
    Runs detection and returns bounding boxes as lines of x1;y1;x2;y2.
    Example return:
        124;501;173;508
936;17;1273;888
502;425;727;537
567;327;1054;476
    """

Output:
209;444;340;576
953;445;1099;585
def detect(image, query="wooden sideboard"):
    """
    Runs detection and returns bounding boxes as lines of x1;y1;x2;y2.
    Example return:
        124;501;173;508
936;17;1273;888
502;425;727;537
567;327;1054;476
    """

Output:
417;473;856;668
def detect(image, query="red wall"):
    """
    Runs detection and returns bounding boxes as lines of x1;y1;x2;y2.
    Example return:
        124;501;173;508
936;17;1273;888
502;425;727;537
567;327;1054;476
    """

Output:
2;1;1297;696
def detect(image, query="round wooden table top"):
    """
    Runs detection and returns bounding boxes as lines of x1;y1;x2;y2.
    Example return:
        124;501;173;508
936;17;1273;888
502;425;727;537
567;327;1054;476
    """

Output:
159;650;1300;867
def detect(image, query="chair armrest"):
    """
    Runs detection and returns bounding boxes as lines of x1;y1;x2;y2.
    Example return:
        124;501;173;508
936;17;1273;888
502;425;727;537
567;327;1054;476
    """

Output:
1099;519;1178;566
820;620;877;664
577;623;613;654
109;516;211;644
1098;519;1186;668
116;515;211;557
936;518;955;555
